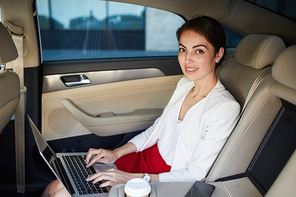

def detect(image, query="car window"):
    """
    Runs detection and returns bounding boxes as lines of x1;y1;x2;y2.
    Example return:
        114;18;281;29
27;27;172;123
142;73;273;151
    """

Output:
224;29;244;48
36;0;185;62
246;0;296;21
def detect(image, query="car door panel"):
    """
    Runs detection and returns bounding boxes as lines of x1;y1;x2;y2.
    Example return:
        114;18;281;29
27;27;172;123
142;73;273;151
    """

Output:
43;68;165;93
42;75;183;141
60;98;163;136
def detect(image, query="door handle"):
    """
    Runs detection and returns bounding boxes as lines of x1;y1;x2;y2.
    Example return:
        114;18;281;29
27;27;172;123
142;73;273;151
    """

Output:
61;74;91;87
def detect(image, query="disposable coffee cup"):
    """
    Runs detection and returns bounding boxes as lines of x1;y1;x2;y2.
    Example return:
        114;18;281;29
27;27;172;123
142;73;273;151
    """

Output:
124;178;151;197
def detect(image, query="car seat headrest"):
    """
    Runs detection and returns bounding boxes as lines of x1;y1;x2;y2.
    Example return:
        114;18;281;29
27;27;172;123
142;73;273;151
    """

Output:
269;45;296;105
0;22;18;65
272;45;296;90
235;34;285;69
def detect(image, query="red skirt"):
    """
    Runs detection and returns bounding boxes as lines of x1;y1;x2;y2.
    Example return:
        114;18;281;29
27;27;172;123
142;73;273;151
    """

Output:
114;144;171;174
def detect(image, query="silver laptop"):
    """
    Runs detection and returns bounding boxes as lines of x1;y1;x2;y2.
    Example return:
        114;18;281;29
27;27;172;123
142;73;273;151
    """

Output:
28;115;117;197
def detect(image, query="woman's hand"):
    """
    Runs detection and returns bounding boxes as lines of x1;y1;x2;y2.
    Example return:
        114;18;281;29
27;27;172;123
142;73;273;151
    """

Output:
85;148;118;168
86;142;138;168
86;168;141;187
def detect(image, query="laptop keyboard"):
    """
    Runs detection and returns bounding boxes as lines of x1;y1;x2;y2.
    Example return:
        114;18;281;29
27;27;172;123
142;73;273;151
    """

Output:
63;155;109;195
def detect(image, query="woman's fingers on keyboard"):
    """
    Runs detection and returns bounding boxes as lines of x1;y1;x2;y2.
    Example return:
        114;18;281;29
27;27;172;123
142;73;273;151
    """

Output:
86;170;116;187
86;168;132;187
86;148;104;166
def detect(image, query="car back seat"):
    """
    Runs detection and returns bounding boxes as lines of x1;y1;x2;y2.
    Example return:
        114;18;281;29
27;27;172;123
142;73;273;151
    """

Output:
264;45;296;197
206;34;285;181
207;45;296;197
217;34;285;108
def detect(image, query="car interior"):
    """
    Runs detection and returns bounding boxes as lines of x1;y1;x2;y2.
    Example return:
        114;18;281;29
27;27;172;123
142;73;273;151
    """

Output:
0;22;20;134
0;0;295;196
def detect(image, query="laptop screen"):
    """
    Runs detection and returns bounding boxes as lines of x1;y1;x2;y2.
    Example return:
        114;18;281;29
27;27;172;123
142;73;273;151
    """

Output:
28;116;62;176
28;115;74;195
42;146;56;163
28;116;57;162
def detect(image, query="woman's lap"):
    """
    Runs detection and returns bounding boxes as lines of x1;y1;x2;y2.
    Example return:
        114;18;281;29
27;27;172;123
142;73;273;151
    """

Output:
114;143;171;174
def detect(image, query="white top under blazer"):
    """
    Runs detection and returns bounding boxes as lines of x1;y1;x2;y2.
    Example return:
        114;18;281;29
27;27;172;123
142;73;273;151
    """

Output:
129;77;240;182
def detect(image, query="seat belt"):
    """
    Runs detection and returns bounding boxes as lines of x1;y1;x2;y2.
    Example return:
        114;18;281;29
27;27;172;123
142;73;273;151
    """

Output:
6;21;26;193
202;68;271;182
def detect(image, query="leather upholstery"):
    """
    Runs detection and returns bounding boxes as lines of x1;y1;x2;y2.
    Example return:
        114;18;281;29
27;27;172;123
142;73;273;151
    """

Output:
204;35;286;196
265;150;296;197
207;74;282;182
235;34;285;69
0;71;20;133
207;45;296;197
210;177;262;197
0;22;18;64
260;45;296;197
218;34;285;108
265;47;296;197
0;21;20;134
270;45;296;105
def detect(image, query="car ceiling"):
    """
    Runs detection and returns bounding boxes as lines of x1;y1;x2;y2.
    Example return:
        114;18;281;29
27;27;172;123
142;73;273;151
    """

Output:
0;0;295;71
112;0;296;46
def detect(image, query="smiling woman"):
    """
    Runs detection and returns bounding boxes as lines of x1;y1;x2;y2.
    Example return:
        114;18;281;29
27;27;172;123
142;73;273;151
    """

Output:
41;16;240;197
177;29;225;120
177;16;225;105
177;16;226;68
1;0;296;196
177;31;223;83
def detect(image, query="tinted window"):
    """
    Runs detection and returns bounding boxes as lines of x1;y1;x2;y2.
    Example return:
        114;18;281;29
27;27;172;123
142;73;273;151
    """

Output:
224;29;244;48
36;0;184;61
246;0;296;21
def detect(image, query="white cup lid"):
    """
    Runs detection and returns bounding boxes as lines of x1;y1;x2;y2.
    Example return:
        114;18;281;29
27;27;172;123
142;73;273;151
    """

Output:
124;178;151;196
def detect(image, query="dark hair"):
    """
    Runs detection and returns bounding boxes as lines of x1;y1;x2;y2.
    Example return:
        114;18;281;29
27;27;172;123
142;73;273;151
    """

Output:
176;16;226;67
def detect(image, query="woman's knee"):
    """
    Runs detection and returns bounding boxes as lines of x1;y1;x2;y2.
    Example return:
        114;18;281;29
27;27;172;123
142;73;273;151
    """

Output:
42;179;65;197
49;187;70;197
51;179;64;190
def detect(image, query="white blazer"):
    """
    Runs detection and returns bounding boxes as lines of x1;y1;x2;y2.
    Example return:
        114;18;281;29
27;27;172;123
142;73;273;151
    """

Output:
130;77;240;182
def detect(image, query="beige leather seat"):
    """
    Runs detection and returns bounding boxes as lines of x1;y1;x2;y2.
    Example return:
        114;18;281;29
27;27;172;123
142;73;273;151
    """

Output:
266;150;296;197
206;34;285;182
203;34;286;196
207;45;296;197
0;22;20;133
264;45;296;197
217;34;285;108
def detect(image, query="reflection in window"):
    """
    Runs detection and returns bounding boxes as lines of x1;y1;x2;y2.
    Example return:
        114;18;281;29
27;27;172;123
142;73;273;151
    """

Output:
37;0;184;61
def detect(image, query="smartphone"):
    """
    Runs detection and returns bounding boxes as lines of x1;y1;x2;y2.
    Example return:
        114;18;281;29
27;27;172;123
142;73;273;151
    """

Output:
184;181;215;197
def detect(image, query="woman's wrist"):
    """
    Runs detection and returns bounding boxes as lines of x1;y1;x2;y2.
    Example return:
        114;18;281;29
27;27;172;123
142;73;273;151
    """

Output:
112;148;121;160
113;142;137;160
113;145;128;159
150;174;159;182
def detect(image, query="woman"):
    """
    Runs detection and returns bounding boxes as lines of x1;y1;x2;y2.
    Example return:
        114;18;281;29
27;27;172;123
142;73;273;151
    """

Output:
42;16;240;196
